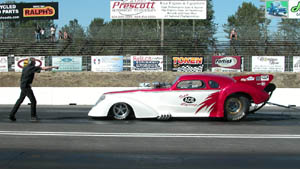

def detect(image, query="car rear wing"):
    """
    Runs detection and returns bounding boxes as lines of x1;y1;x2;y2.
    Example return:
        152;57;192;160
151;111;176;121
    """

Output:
233;74;274;90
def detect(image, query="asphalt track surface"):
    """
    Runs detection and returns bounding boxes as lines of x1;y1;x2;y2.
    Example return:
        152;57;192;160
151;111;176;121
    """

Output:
0;105;300;169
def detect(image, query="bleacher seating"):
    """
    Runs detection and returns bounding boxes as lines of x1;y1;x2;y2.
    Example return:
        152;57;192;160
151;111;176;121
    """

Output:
0;38;300;57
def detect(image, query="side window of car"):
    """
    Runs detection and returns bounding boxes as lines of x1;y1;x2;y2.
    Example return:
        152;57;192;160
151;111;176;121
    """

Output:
177;80;205;89
208;80;220;89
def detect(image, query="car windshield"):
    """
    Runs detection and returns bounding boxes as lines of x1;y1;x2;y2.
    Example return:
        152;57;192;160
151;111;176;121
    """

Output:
171;76;180;86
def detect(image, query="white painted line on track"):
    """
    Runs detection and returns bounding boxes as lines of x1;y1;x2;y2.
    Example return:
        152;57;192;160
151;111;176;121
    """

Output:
0;131;300;139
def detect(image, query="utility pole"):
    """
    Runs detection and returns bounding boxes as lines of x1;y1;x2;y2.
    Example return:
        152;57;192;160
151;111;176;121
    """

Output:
157;19;160;39
160;19;164;48
1;22;4;42
121;20;124;39
193;20;195;38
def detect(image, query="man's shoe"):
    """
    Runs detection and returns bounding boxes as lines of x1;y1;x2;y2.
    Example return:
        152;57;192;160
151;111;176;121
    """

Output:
9;115;16;122
30;116;39;122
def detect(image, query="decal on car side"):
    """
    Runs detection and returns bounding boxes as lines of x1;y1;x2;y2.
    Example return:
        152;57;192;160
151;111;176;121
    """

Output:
195;92;219;114
179;94;198;107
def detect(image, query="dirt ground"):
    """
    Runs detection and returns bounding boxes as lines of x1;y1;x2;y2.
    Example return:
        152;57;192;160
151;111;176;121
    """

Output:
0;72;299;88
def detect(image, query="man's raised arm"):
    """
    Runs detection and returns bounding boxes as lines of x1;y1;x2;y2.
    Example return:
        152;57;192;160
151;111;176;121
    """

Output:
41;66;59;70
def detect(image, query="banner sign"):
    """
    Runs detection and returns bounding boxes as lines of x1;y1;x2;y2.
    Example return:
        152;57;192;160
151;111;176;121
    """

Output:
91;56;123;72
172;56;204;72
0;56;8;72
293;56;300;72
52;56;82;72
0;2;58;20
289;0;300;18
212;56;241;72
14;56;45;72
131;55;163;72
252;56;285;72
111;0;207;19
266;1;288;18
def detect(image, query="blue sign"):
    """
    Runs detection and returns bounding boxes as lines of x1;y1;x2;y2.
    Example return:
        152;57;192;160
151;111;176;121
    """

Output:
52;56;82;72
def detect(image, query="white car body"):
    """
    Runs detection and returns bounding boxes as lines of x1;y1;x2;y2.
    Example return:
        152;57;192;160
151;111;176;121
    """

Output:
88;89;219;119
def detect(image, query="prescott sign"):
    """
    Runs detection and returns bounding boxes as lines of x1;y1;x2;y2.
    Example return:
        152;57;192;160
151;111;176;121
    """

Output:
0;2;58;20
110;0;207;19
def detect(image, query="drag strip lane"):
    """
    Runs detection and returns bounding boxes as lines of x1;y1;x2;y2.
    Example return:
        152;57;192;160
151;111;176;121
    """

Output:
1;131;300;139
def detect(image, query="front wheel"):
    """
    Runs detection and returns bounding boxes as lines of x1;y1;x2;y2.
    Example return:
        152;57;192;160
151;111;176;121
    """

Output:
224;96;250;121
110;103;132;120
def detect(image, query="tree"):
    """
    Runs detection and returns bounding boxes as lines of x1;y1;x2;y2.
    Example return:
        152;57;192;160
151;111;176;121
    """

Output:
87;18;105;39
223;2;269;41
60;19;86;41
267;19;300;57
277;19;300;40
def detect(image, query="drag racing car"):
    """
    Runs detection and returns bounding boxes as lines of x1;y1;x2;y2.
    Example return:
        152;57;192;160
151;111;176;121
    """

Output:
88;74;276;121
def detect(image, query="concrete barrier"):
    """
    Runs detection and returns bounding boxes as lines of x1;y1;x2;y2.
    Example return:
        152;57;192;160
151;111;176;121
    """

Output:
0;87;299;107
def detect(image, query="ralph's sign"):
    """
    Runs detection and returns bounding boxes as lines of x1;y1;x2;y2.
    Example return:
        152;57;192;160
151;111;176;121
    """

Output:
0;2;58;20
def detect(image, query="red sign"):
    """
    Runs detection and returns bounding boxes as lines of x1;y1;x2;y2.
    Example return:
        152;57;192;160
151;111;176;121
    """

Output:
212;56;241;72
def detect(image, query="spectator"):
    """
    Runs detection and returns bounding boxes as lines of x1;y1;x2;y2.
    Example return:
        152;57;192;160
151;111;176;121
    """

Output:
35;25;41;42
63;31;68;40
230;28;238;41
40;28;45;40
50;25;56;42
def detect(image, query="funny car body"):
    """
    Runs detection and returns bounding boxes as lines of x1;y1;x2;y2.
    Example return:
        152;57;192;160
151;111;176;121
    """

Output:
88;74;276;121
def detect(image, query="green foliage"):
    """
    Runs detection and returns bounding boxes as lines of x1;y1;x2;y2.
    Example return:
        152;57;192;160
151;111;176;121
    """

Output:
87;18;105;39
60;19;86;41
223;2;269;40
276;19;300;40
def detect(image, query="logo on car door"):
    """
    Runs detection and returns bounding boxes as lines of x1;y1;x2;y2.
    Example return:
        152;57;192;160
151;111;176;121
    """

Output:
183;97;196;103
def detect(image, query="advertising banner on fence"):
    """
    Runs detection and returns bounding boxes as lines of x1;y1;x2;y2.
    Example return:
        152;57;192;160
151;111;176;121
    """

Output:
0;57;8;72
289;0;300;18
0;2;58;20
265;1;288;18
172;56;204;72
252;56;285;72
91;56;123;72
52;56;82;72
14;56;45;72
293;56;300;72
111;0;207;19
131;55;163;72
212;56;241;72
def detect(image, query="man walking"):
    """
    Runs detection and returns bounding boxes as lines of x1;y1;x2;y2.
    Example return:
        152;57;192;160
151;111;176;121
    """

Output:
9;57;58;122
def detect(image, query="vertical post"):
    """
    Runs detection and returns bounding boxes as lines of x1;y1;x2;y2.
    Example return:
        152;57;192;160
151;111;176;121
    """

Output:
160;19;164;48
121;20;124;39
157;19;160;39
1;21;4;42
165;55;167;71
193;20;195;38
287;56;290;72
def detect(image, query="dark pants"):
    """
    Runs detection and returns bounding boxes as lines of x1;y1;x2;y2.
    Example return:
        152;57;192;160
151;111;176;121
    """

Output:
10;87;37;117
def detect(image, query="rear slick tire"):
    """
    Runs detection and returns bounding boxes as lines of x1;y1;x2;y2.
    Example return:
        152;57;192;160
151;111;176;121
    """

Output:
224;96;250;121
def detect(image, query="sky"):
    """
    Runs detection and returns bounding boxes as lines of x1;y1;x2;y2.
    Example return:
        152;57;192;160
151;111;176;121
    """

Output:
4;0;280;39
